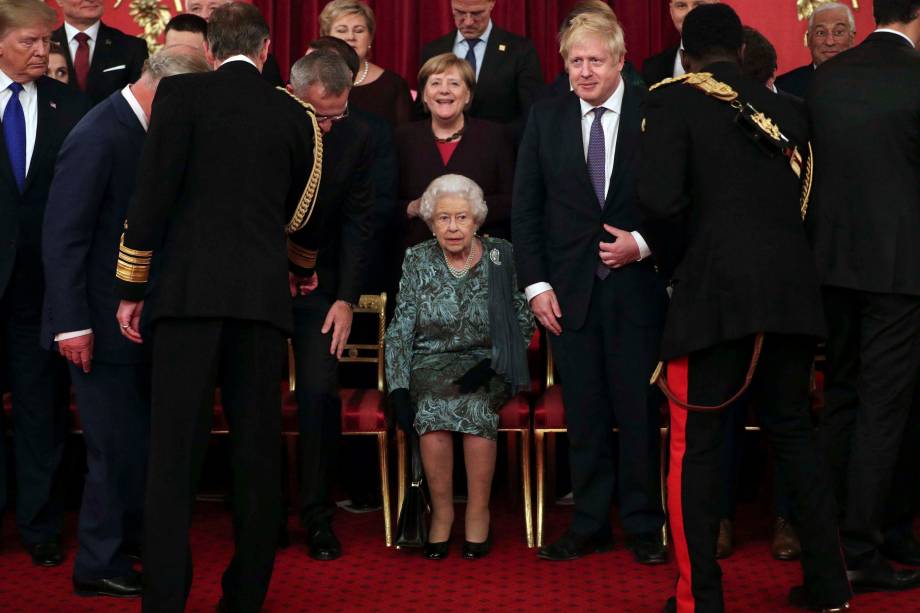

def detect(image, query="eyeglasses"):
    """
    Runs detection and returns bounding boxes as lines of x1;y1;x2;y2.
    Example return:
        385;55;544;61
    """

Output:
315;103;349;124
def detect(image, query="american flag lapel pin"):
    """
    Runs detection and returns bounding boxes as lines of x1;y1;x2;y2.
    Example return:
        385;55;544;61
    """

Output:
105;38;112;46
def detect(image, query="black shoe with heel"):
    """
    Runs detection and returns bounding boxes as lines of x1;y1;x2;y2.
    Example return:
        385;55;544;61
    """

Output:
423;539;450;560
462;532;492;559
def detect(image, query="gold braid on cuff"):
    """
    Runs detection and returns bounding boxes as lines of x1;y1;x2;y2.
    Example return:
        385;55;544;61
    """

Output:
276;87;324;234
115;233;152;284
287;239;318;269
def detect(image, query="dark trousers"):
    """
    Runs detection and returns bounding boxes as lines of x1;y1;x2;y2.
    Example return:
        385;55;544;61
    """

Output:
0;258;65;544
819;287;920;564
667;334;850;613
884;390;920;541
291;292;340;529
549;273;665;537
70;361;150;580
142;318;283;613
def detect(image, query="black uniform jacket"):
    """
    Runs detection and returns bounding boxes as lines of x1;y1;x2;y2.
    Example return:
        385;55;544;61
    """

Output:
52;22;148;106
638;61;826;360
114;61;319;334
806;32;920;296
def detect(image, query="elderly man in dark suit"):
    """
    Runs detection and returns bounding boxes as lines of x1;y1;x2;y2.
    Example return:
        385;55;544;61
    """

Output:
112;4;322;610
640;6;852;611
642;0;718;87
0;0;89;567
513;10;667;566
41;48;209;599
51;0;148;106
775;2;855;98
287;49;374;561
419;0;542;130
808;0;920;594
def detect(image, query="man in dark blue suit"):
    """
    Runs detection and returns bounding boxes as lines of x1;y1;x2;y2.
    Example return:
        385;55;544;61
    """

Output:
0;0;89;567
41;47;209;598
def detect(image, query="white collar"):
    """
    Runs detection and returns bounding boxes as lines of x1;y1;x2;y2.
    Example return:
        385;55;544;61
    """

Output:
453;19;493;46
874;28;916;48
0;67;37;92
218;54;258;69
64;20;101;42
121;84;148;131
578;77;625;117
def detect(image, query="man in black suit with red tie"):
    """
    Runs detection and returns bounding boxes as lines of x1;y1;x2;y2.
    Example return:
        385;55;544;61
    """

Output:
0;0;89;567
513;10;667;566
808;0;920;594
642;0;718;87
112;4;322;610
419;0;542;129
51;0;148;106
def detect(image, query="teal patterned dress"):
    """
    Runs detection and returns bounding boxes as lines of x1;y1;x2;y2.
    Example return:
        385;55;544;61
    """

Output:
385;238;534;440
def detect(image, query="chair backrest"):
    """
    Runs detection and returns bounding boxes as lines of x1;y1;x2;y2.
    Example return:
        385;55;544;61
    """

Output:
339;293;388;393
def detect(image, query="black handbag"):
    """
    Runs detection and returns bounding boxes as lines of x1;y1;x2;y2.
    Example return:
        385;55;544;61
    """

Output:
395;430;429;548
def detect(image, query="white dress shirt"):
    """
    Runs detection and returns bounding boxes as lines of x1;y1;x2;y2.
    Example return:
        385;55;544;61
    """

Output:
64;20;101;66
452;19;493;80
218;54;258;69
55;85;150;343
874;28;917;48
524;79;651;302
672;42;686;79
0;69;38;176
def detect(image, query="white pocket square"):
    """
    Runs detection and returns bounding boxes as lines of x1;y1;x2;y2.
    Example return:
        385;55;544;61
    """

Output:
102;65;126;73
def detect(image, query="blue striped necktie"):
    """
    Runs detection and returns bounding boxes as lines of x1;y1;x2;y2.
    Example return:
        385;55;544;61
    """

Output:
465;38;482;76
4;82;26;192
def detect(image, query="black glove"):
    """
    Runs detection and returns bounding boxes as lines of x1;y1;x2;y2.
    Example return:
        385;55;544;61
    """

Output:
389;388;415;433
453;359;495;394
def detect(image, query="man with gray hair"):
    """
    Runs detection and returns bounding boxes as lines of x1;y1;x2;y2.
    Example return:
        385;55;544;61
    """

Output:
40;46;208;599
287;48;375;561
112;3;322;610
775;2;856;97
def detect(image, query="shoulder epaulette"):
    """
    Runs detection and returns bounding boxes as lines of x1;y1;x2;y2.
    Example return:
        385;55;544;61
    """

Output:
650;72;738;103
275;86;324;234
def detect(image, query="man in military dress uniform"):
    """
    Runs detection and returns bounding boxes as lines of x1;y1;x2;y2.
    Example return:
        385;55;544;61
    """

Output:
112;4;323;611
638;6;850;612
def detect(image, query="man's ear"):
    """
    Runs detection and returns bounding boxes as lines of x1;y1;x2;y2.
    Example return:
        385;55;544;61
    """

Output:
285;83;293;94
679;49;691;73
259;38;271;65
204;41;217;69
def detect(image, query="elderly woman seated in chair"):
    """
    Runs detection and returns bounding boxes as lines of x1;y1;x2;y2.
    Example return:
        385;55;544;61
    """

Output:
385;174;533;560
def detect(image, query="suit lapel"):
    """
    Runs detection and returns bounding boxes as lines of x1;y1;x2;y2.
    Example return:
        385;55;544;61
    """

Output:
25;79;55;193
87;23;116;91
606;82;639;208
562;94;596;207
0;114;16;190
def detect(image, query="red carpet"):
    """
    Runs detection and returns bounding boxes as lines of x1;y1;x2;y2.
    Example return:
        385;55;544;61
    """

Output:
0;500;917;612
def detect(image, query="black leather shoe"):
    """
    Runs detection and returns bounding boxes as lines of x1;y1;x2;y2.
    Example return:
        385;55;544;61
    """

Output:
625;532;667;565
423;540;450;560
880;533;920;566
536;531;614;561
26;541;63;567
788;586;850;611
307;525;342;561
74;572;143;598
462;533;492;559
847;557;920;592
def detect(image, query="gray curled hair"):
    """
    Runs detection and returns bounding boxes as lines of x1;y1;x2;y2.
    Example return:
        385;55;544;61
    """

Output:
419;174;488;229
289;49;353;97
142;47;211;82
809;2;856;32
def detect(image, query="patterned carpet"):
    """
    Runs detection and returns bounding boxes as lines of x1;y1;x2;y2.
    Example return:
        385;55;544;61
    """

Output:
0;499;917;612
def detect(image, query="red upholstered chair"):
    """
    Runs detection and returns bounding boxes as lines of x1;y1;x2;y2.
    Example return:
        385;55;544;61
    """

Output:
286;293;393;547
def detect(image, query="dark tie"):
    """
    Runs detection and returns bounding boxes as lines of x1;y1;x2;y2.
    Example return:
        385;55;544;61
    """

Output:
3;82;27;192
74;32;90;91
587;107;607;208
464;38;481;76
587;107;609;279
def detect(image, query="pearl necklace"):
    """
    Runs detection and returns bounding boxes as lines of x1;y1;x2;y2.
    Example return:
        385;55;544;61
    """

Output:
444;241;476;279
354;60;370;86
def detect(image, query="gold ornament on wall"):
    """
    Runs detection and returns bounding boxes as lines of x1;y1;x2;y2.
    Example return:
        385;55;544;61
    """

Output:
112;0;182;53
797;0;859;22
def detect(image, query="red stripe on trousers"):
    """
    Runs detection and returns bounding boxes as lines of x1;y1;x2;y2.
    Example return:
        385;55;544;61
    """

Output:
666;357;695;613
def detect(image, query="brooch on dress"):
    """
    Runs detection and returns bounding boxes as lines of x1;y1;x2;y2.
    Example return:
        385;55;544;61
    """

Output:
489;249;501;265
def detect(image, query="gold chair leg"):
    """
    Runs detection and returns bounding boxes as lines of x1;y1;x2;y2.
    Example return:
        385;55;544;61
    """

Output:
396;428;406;521
660;425;669;547
506;431;519;502
520;429;534;548
377;432;393;547
546;432;557;503
535;430;545;549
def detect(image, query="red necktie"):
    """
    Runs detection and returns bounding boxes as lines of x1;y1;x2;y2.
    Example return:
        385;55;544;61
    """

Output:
73;32;90;91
